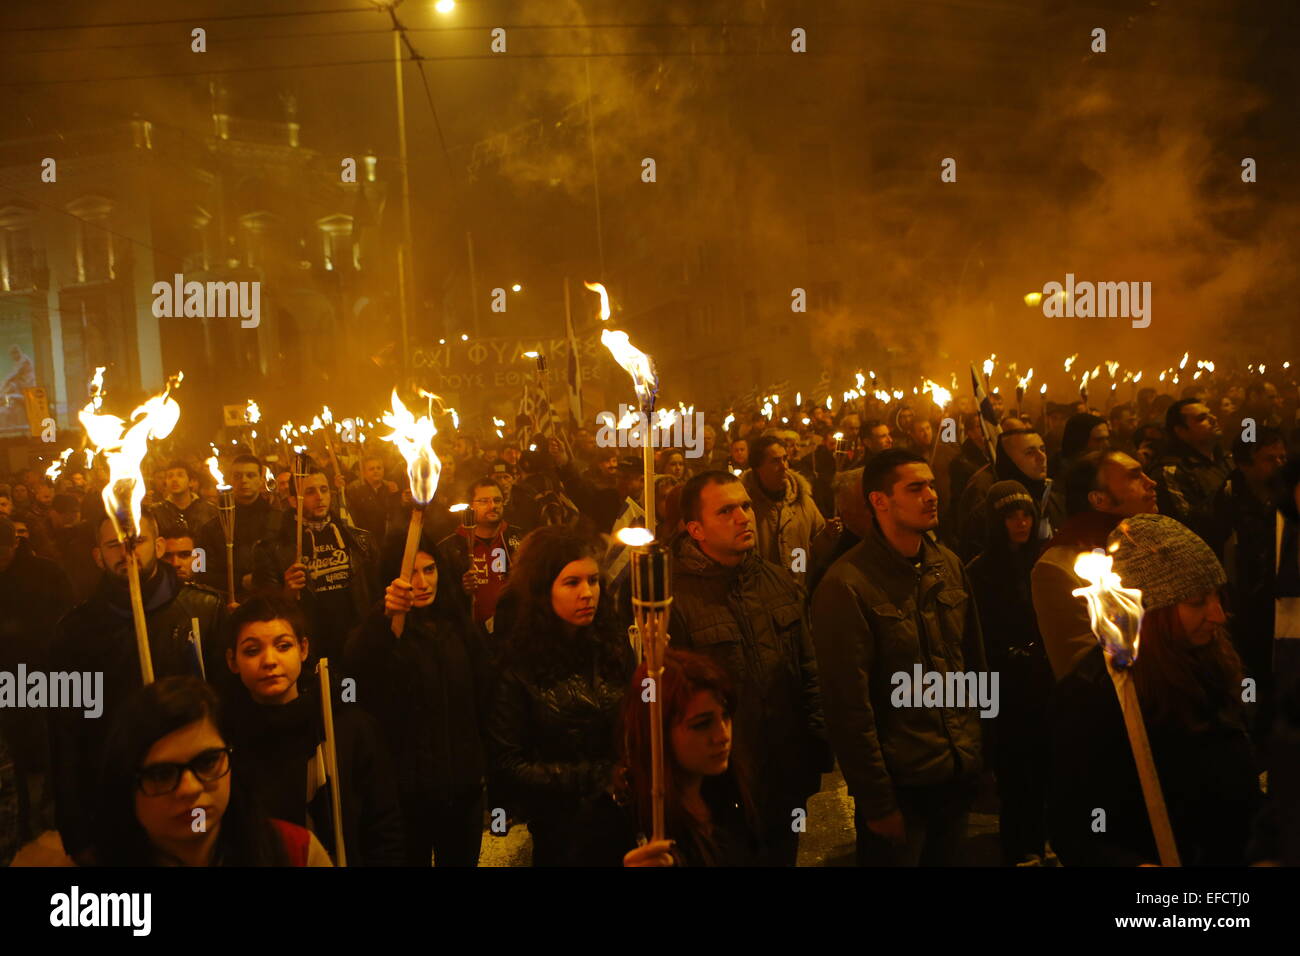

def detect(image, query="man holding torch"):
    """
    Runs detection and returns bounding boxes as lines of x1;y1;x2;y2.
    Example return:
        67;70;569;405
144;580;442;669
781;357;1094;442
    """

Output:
197;453;280;603
47;510;227;859
252;463;376;667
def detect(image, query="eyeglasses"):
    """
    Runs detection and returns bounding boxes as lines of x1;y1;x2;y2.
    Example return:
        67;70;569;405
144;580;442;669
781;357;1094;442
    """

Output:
136;747;232;796
472;497;504;505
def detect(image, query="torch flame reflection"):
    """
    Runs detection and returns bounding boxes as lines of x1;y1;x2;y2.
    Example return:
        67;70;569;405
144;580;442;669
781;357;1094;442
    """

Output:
1072;549;1144;669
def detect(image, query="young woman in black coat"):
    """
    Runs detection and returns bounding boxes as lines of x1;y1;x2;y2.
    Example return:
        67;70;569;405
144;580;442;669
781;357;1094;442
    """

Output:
345;530;490;866
222;595;404;866
487;525;635;866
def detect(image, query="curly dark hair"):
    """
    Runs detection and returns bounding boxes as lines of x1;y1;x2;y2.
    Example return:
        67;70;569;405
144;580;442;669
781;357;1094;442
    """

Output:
499;525;629;685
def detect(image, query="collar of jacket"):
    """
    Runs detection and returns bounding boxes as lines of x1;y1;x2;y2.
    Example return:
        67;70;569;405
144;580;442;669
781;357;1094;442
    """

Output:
740;468;806;508
1167;437;1225;467
859;520;946;582
284;513;359;548
457;521;510;549
672;531;752;580
96;558;181;618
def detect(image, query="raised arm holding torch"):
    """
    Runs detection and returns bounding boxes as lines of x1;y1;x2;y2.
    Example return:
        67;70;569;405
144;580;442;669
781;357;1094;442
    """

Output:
80;371;184;685
381;388;442;638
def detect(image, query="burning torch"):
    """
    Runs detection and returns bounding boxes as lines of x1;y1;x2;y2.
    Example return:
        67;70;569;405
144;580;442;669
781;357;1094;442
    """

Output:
381;389;442;637
207;454;237;605
619;526;672;843
1073;549;1180;866
598;318;660;532
80;371;184;685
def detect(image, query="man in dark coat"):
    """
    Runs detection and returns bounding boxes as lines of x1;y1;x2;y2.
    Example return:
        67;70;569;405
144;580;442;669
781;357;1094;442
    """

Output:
196;453;281;602
812;449;987;867
670;470;832;866
47;512;227;858
1155;398;1233;548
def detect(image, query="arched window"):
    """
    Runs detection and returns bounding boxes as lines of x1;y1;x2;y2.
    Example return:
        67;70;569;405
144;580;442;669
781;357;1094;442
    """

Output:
0;203;38;292
65;195;116;283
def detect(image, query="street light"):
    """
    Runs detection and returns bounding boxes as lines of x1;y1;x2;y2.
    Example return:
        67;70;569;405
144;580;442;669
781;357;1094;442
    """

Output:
512;283;522;292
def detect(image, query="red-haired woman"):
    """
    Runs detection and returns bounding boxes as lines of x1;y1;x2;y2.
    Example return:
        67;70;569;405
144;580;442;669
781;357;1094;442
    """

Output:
583;648;763;866
1049;514;1260;866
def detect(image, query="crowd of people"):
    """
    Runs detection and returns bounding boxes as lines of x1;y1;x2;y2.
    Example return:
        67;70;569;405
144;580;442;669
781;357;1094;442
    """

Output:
1;370;1298;867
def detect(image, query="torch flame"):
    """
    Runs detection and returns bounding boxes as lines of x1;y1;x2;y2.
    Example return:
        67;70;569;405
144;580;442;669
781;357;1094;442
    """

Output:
245;399;261;424
584;281;611;321
80;372;183;542
449;503;469;513
1064;353;1079;373
617;526;655;547
206;455;231;492
1072;549;1144;668
922;379;952;408
601;329;659;412
380;389;442;506
722;412;735;433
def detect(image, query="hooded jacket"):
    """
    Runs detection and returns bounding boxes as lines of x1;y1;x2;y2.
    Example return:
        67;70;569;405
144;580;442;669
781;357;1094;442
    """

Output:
740;467;831;587
47;562;228;856
966;482;1044;666
957;445;1064;562
252;514;376;664
668;534;831;828
810;522;986;819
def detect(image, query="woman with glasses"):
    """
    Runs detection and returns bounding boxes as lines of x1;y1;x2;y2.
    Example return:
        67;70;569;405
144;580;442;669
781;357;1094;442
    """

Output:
87;676;331;866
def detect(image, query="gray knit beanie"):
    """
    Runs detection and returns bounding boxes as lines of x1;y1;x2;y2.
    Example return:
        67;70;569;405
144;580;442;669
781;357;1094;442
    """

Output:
1105;513;1226;611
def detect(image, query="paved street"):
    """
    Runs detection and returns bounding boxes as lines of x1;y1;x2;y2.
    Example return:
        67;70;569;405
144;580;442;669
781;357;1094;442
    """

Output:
476;768;1005;867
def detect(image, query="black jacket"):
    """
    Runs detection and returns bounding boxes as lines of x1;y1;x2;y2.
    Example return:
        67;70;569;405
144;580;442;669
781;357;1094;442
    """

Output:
47;562;229;856
1154;439;1233;549
486;626;633;862
222;682;405;866
578;773;764;866
345;604;489;803
0;545;73;774
196;496;281;601
669;535;831;829
1049;645;1259;866
810;524;987;819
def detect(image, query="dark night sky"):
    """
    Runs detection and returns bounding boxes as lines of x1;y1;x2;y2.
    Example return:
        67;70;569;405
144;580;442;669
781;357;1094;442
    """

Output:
3;0;1299;403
